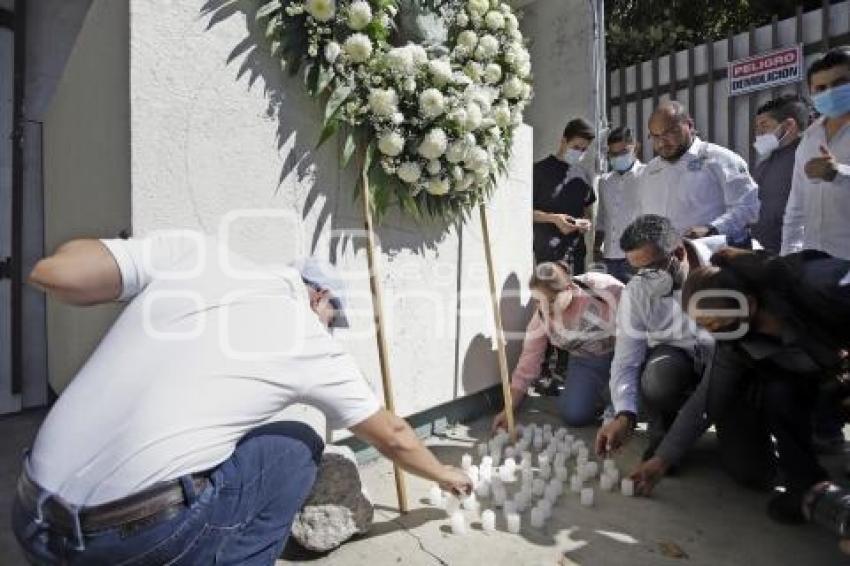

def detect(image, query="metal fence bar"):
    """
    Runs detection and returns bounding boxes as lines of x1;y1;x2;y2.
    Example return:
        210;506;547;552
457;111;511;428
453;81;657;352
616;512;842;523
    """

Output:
771;15;780;97
669;51;677;100
823;0;831;50
636;61;644;162
687;45;696;116
619;66;627;128
727;32;735;150
651;54;659;109
707;39;715;143
748;24;757;165
797;4;805;96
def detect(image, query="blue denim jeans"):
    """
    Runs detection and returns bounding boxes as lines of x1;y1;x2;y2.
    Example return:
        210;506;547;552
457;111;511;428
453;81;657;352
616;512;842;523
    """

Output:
555;353;614;427
12;421;323;566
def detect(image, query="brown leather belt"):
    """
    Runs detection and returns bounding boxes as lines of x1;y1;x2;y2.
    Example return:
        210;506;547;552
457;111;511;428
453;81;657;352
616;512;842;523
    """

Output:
17;469;211;536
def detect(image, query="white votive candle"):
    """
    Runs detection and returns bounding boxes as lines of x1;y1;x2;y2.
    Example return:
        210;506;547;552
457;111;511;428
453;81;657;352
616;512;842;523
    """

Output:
585;461;599;478
538;453;550;468
476;480;490;499
507;512;521;534
504;446;516;460
580;487;594;507
445;495;461;515
600;474;613;492
533;435;544;451
477;443;488;457
621;478;635;497
608;468;620;484
482;509;496;533
530;507;544;528
603;458;617;473
503;500;516;517
462;493;478;510
555;466;569;482
450;511;467;535
481;455;493;469
461;453;473;471
540;463;552;480
429;485;443;507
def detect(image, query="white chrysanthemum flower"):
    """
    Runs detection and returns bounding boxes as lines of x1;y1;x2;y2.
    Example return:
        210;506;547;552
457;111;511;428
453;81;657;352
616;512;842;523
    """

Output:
391;112;404;125
484;63;503;84
456;11;470;27
464;61;483;82
465;86;494;113
458;31;478;50
418;129;449;160
305;0;335;22
510;29;523;42
368;88;398;116
426;177;451;195
446;140;468;163
451;165;465;181
485;11;505;30
477;35;499;59
419;89;446;118
409;45;428;65
494;104;512;128
428;60;454;86
453;72;474;88
325;41;342;63
427;160;443;176
516;61;531;79
348;1;372;30
344;33;373;63
521;82;532;100
458;172;476;190
378;131;405;156
385;47;415;74
502;76;524;99
505;13;519;32
465;146;490;171
467;0;489;16
511;107;524;125
397;162;422;183
448;108;468;130
465;103;483;131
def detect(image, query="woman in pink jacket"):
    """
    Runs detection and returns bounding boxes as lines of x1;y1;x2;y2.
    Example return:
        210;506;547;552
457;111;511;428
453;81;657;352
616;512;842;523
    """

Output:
493;261;624;429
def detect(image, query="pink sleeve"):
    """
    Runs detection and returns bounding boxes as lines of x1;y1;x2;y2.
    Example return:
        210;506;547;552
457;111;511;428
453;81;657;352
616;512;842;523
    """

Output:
511;311;548;392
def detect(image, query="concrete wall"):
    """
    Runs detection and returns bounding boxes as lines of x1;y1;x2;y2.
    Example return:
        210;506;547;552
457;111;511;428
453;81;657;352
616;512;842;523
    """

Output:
127;0;537;437
521;0;597;162
43;0;130;392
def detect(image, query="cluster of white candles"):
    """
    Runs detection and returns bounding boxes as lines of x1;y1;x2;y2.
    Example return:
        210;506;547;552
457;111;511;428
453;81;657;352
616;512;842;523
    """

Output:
430;423;637;536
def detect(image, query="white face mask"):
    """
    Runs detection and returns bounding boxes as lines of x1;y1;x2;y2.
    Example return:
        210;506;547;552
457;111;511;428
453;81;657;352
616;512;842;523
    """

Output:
610;151;636;173
752;125;785;158
564;148;586;165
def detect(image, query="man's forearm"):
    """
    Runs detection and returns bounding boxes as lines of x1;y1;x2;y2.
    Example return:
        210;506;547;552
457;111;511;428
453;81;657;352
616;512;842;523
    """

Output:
533;210;555;224
366;412;451;483
28;240;122;306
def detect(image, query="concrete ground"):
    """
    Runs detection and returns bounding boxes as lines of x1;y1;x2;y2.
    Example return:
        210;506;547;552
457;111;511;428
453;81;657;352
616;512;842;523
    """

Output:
1;400;847;565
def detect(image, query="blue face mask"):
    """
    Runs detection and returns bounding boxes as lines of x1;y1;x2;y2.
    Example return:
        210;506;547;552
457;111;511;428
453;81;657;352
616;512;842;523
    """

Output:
812;82;850;118
609;152;636;173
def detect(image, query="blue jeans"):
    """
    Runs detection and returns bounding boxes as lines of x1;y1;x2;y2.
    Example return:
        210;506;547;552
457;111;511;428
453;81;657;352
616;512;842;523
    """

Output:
12;421;323;566
555;353;614;426
601;258;631;284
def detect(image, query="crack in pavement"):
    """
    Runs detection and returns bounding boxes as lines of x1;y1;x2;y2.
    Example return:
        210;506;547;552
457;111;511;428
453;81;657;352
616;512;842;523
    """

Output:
376;509;450;566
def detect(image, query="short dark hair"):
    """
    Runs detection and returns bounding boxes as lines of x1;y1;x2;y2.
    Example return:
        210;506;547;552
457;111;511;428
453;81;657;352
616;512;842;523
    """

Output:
756;94;811;129
620;214;680;256
563;118;595;142
607;126;634;145
529;261;572;293
682;265;752;313
807;46;850;86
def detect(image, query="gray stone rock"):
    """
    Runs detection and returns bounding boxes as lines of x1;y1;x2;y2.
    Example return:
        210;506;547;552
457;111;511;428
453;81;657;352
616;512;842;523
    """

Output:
290;446;374;553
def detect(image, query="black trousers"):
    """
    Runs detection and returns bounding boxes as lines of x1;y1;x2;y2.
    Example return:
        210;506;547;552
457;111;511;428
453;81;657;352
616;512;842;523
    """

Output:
640;345;700;444
707;360;829;493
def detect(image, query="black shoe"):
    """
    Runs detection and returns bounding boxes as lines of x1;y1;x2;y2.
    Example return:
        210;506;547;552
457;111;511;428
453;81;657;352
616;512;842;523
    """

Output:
533;375;563;397
767;491;806;525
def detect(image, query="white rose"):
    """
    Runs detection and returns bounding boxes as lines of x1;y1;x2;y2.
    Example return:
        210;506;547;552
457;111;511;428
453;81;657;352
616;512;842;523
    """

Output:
378;131;405;156
347;1;372;30
418;129;449;160
484;63;502;84
427;160;443;176
397;162;422;183
467;0;489;16
485;11;505;30
502;76;524;99
458;30;478;50
419;89;446;118
305;0;335;22
446;141;468;163
465;102;483;131
456;11;469;27
494;105;511;128
475;35;499;60
344;33;373;63
426;177;451;195
368;88;398;116
324;41;341;63
428;60;454;86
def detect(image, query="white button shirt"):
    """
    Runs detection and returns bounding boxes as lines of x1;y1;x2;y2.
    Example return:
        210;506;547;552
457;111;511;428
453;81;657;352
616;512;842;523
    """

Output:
597;161;644;259
637;137;760;241
781;117;850;260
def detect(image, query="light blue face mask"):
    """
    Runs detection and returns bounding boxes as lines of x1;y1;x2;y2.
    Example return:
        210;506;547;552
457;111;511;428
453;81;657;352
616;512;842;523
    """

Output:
609;152;636;173
812;82;850;118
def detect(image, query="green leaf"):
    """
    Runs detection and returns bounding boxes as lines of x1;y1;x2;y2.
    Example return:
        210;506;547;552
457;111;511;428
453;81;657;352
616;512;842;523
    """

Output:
256;0;282;20
342;132;357;168
316;65;335;96
325;84;353;121
317;119;339;148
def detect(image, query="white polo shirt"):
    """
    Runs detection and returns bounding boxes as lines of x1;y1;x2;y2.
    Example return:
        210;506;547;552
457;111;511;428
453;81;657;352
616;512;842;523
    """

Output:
637;137;760;241
597;161;644;259
28;232;380;506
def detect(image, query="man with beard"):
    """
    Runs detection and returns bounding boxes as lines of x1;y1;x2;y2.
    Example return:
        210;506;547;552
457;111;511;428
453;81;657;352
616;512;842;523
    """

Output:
638;101;759;246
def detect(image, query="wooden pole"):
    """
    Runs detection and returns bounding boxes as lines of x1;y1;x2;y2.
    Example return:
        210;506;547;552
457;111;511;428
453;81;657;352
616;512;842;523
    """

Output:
358;151;409;514
478;204;516;439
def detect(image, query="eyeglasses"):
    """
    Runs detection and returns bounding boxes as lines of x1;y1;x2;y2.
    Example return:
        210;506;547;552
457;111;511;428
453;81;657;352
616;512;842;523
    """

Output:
647;127;682;142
